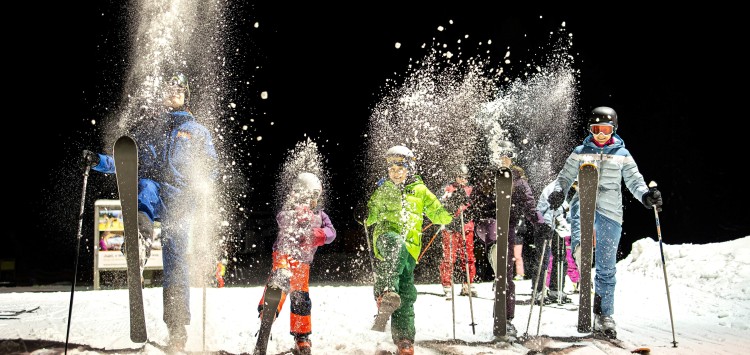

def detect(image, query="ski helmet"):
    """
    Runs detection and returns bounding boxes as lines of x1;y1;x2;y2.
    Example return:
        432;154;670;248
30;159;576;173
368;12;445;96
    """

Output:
293;172;322;198
385;145;416;173
455;163;469;178
497;140;517;159
588;106;618;129
167;72;191;107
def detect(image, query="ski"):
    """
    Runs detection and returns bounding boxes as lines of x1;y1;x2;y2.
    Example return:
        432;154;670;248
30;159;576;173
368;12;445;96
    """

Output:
493;167;513;340
114;135;147;343
0;306;40;316
576;162;598;333
253;285;283;355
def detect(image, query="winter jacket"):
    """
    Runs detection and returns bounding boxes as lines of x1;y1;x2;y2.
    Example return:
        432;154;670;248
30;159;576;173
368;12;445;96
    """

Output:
366;175;453;261
551;134;649;224
469;167;544;244
93;110;218;220
273;206;336;264
440;181;473;230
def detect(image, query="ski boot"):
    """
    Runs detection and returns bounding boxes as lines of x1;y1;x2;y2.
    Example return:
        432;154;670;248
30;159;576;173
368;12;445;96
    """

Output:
396;339;414;355
593;314;617;339
294;335;312;355
459;282;477;297
443;285;452;299
167;324;187;351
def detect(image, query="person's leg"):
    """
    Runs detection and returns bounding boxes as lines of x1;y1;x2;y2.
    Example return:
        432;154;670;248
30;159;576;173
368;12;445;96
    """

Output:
390;247;417;344
161;213;191;348
438;229;455;288
592;213;622;317
564;236;580;283
374;232;403;297
464;223;477;283
290;263;312;352
513;244;524;279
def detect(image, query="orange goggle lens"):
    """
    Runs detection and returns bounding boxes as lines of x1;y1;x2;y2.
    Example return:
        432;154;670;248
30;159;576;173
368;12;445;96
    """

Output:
590;124;614;135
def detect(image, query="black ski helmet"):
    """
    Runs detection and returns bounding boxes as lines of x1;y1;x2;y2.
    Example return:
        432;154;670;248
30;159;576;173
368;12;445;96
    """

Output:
588;106;618;129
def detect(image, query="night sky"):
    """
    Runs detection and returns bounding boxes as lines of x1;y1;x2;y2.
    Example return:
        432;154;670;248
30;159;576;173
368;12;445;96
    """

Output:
5;4;747;286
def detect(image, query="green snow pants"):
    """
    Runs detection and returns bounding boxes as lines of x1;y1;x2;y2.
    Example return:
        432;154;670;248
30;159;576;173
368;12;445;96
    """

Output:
373;231;417;343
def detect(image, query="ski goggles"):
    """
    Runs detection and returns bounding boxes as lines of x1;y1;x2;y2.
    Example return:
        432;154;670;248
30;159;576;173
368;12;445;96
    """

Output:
590;124;614;136
387;156;412;168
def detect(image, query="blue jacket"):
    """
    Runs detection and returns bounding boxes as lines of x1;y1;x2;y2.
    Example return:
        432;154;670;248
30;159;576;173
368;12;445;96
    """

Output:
92;110;218;220
551;134;649;224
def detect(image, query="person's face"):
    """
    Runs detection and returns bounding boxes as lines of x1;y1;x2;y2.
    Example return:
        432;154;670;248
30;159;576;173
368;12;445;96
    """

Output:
388;165;408;184
590;124;614;145
499;156;512;168
456;175;469;185
164;85;186;109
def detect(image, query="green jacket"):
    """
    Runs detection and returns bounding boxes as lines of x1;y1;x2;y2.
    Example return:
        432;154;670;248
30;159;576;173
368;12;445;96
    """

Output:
366;175;453;261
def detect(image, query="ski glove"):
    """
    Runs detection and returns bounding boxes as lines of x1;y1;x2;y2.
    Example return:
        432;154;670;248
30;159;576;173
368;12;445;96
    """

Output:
82;150;100;168
642;188;663;211
312;228;326;246
535;223;554;241
548;190;565;209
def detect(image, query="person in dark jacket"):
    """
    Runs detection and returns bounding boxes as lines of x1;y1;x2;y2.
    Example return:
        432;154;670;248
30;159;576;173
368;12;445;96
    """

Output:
472;141;550;341
83;72;218;350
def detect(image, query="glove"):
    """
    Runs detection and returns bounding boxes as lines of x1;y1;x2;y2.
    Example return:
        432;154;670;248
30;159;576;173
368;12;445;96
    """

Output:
642;188;663;211
535;223;554;241
548;190;564;209
573;246;581;268
82;150;100;168
312;227;326;246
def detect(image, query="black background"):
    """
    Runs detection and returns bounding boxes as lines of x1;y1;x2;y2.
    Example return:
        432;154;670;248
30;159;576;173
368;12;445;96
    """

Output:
4;3;747;286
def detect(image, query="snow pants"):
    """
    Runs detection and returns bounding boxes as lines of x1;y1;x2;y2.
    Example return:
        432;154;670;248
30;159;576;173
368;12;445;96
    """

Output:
257;251;313;337
570;209;622;316
373;231;417;343
439;221;476;286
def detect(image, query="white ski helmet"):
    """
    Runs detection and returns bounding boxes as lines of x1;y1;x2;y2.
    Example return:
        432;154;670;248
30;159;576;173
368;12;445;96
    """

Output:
385;145;416;173
455;163;469;177
293;172;322;198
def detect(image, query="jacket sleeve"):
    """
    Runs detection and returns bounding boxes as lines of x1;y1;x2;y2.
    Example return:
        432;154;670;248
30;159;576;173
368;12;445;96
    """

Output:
517;178;544;225
319;210;337;245
423;187;453;226
620;149;649;202
92;153;116;174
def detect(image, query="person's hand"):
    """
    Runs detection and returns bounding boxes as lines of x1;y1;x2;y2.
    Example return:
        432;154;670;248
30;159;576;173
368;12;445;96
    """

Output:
535;223;554;241
642;188;663;211
548;190;564;209
82;150;99;168
312;228;326;246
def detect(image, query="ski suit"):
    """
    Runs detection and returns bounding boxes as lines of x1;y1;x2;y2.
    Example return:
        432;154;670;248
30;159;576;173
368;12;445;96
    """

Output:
366;175;452;344
550;134;650;317
257;201;336;338
92;109;217;328
438;180;476;287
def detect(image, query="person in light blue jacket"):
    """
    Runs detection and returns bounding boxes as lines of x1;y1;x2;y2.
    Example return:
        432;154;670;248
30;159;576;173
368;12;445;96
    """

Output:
546;106;662;339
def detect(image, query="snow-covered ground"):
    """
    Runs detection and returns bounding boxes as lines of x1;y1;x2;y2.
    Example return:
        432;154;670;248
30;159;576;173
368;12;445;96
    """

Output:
1;236;748;354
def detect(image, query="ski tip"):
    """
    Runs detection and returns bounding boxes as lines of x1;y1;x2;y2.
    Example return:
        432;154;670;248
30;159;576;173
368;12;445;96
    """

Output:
631;347;651;354
580;162;598;169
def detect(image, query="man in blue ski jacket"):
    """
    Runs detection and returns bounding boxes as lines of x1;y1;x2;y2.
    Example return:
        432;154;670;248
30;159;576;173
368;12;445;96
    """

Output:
83;72;217;349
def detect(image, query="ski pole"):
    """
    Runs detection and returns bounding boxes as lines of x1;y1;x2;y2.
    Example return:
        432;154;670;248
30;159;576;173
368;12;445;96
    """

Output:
417;226;442;263
449;226;456;340
649;181;678;348
65;163;91;354
361;218;376;282
459;211;477;334
536;219;558;335
524;230;550;338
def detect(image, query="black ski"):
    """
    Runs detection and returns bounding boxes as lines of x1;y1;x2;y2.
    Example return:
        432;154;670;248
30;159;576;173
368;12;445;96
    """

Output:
114;135;147;343
253;285;283;355
493;167;513;340
577;162;598;333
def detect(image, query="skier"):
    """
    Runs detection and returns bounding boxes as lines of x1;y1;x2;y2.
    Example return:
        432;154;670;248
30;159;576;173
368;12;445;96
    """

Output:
365;145;453;355
535;180;577;304
547;106;663;338
83;72;218;349
256;172;336;355
438;163;477;298
472;141;550;340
